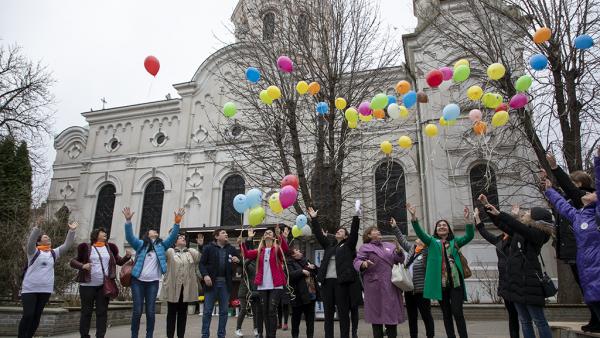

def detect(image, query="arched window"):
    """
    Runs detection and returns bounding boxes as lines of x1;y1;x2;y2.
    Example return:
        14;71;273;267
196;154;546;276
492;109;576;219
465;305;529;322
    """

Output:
297;13;309;41
375;161;407;234
221;175;245;226
139;180;165;236
263;12;275;40
93;184;116;236
470;163;499;221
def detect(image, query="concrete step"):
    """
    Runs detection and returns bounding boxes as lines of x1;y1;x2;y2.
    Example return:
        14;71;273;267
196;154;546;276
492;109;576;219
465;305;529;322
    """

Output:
551;322;600;338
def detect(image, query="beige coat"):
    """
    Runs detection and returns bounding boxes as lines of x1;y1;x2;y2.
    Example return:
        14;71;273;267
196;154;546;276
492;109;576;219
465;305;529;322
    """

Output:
161;247;200;303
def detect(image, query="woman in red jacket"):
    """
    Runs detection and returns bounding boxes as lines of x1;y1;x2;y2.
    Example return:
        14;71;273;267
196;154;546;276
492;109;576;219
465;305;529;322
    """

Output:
241;225;289;338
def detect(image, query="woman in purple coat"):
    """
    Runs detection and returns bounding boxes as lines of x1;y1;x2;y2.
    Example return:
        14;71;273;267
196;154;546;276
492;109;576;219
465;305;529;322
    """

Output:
354;226;406;338
544;147;600;317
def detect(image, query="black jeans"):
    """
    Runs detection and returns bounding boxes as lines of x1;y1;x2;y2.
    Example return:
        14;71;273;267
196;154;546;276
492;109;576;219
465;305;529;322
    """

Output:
503;297;520;338
166;288;188;338
372;324;397;338
350;305;359;338
571;263;600;326
236;294;258;331
18;292;51;338
322;278;351;338
405;291;435;338
440;285;468;338
278;301;289;326
79;285;109;338
291;302;315;338
257;289;283;338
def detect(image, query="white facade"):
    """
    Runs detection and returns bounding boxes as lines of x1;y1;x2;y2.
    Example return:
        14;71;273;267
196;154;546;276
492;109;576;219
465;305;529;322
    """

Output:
47;0;556;301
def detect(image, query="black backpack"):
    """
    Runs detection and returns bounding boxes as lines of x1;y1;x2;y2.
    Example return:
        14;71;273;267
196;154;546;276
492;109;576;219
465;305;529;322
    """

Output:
21;250;56;280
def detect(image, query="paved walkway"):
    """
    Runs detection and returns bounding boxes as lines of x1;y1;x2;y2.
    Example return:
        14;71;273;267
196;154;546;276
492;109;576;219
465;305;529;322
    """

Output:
52;314;517;337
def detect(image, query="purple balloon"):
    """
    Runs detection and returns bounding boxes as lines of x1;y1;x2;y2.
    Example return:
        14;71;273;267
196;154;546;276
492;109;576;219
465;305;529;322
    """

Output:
277;55;294;73
440;67;454;81
358;101;372;116
509;93;528;109
279;185;298;209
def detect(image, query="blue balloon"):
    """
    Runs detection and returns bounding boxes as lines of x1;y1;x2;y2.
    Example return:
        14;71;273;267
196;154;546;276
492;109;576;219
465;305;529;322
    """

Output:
245;67;261;83
529;54;548;71
574;34;594;50
233;194;248;214
403;91;417;108
387;95;397;107
316;102;329;115
246;188;263;208
296;214;308;228
442;103;461;121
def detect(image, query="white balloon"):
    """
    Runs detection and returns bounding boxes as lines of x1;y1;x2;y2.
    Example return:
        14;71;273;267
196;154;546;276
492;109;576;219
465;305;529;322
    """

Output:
387;103;401;119
301;225;312;237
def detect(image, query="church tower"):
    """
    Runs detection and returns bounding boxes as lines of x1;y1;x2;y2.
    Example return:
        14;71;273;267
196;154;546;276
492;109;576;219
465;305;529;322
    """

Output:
413;0;441;28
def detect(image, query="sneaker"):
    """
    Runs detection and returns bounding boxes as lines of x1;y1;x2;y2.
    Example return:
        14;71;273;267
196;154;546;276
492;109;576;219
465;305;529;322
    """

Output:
235;329;244;337
282;323;288;331
254;328;259;336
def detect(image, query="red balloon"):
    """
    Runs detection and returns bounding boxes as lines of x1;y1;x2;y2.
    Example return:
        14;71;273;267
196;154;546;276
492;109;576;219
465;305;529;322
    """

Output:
280;174;299;190
495;103;508;112
144;56;160;77
426;70;444;88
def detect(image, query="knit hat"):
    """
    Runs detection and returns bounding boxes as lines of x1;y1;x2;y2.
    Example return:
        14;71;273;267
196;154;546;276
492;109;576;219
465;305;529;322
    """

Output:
530;207;553;223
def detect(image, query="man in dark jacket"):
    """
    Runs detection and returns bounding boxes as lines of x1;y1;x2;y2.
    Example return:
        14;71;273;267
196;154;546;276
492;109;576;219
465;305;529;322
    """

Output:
199;229;240;338
287;247;320;338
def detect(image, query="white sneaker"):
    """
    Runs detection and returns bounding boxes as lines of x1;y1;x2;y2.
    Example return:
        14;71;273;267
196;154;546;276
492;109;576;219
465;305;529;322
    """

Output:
235;329;244;337
254;328;259;336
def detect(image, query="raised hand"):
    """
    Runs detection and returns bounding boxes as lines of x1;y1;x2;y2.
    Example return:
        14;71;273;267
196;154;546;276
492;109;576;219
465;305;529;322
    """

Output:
389;217;397;228
68;221;79;230
546;153;558;169
511;204;520;216
473;208;480;223
122;207;134;221
275;224;281;236
247;228;255;238
282;226;290;238
485;204;500;216
197;233;204;246
406;203;417;220
307;207;318;219
544;178;553;190
477;194;490;206
174;208;185;224
463;206;471;221
538;168;548;181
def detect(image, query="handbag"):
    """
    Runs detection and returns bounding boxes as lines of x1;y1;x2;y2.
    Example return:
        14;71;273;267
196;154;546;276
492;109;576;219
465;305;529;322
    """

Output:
119;259;134;287
538;255;557;298
454;243;472;279
94;246;119;299
391;263;414;291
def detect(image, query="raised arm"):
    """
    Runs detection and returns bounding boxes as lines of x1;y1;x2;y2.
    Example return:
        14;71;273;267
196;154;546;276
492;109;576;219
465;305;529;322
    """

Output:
123;208;143;250
411;220;433;246
548;153;586;208
476;222;499;245
162;209;184;248
595;153;600;220
240;242;258;261
497;211;547;246
308;207;330;249
391;219;412;252
26;226;41;257
457;223;475;247
544;187;577;223
347;216;360;250
56;222;78;256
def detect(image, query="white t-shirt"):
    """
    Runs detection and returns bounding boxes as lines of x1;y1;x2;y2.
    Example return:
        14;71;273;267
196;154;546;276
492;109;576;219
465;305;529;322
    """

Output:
258;248;282;290
21;249;60;294
138;250;161;282
81;246;110;287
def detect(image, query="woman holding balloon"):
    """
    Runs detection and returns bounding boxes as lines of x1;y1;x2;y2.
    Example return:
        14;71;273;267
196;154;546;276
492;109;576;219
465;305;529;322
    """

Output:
307;204;362;338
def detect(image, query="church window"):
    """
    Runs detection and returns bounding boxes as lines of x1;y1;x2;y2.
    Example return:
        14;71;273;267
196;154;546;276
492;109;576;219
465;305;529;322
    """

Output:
375;161;407;234
139;180;165;236
263;12;275;40
469;163;499;221
105;137;121;152
151;131;168;147
93;184;116;236
221;174;245;226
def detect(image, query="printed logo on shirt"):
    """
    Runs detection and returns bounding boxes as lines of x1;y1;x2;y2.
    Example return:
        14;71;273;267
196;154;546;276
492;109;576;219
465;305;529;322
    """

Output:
581;223;589;230
417;256;423;261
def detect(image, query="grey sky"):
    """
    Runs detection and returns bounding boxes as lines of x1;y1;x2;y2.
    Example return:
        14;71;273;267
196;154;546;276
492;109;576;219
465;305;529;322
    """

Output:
0;0;417;198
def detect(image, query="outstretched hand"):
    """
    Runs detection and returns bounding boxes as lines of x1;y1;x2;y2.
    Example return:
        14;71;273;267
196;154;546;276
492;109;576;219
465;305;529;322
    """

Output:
68;221;79;230
477;194;490;206
544;178;553;190
463;206;471;221
511;204;520;216
389;217;397;228
473;208;480;223
546;153;558;169
307;207;318;219
275;224;281;236
174;208;185;224
485;204;500;216
283;226;290;238
406;203;417;221
122;207;134;221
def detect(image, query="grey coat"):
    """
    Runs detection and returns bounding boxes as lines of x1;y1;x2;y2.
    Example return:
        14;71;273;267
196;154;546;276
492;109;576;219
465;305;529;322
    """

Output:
392;227;427;293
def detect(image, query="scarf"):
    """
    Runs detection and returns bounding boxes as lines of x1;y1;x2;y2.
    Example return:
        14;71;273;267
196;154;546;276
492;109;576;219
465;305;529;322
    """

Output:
93;242;106;247
415;245;424;254
36;245;51;252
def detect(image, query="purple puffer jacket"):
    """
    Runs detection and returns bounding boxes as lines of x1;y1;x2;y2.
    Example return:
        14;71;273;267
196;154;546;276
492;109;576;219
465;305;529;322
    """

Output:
545;156;600;303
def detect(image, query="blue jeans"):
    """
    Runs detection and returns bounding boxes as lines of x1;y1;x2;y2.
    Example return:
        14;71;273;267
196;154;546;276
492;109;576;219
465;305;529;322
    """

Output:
514;302;552;338
202;280;230;338
131;278;160;338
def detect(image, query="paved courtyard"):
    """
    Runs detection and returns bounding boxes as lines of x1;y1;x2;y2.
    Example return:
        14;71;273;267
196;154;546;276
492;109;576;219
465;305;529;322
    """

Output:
51;314;522;338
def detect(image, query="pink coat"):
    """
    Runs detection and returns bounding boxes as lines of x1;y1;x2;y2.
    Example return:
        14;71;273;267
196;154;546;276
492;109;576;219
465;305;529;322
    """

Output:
241;235;289;287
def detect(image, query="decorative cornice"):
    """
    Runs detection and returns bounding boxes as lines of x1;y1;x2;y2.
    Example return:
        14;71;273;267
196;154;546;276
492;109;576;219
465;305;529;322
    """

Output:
82;99;181;124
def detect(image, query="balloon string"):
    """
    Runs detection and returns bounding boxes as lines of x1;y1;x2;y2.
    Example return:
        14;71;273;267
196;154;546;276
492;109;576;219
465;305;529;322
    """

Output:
147;77;155;98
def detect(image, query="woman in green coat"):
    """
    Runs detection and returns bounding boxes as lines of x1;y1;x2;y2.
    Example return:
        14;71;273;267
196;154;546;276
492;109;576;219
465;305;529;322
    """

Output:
409;204;475;338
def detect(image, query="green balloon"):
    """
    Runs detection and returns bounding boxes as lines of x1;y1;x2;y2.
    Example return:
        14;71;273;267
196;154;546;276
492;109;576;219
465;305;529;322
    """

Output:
370;93;389;110
260;90;273;105
515;75;533;92
453;65;471;83
248;206;265;226
291;225;303;238
223;102;237;118
482;93;503;109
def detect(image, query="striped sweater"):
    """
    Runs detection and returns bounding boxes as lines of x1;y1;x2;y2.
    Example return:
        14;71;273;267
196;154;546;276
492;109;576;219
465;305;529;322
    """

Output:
392;226;427;293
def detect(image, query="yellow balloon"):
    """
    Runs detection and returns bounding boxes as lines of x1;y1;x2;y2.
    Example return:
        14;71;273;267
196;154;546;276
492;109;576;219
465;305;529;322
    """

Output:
439;116;456;127
467;86;483;101
345;107;359;122
454;59;470;69
492;110;510;127
292;225;303;238
260;90;273;105
296;81;309;95
248;206;266;227
424;124;438;137
380;141;393;154
399;105;409;118
487;63;506;80
348;120;358;129
267;85;281;100
398;135;412;149
335;98;347;110
268;193;283;214
359;113;373;122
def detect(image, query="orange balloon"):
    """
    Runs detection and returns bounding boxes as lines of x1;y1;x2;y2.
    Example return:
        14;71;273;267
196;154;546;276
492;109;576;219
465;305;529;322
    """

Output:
308;82;320;95
533;27;551;44
373;109;386;119
473;121;487;135
395;80;411;95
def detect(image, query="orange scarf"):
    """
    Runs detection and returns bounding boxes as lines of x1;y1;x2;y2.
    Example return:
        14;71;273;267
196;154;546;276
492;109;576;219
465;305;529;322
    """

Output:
36;245;51;252
415;245;424;254
93;242;106;247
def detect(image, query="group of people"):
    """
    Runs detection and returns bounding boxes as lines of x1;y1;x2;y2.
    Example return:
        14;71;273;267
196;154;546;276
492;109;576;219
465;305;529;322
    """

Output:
17;147;600;338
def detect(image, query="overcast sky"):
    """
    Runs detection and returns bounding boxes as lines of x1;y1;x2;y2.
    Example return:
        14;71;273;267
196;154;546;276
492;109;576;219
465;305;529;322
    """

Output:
1;0;417;196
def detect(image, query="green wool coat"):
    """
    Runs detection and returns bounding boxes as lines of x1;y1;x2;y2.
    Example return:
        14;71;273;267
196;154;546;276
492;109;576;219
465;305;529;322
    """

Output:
411;220;475;301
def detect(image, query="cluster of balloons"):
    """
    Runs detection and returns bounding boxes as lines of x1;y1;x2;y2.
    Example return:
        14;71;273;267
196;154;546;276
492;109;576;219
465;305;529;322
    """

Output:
296;81;320;96
425;59;472;88
291;214;313;238
379;136;413;155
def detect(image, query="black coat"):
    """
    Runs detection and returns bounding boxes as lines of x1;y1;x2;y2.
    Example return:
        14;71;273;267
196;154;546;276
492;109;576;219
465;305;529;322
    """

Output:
198;241;240;292
488;211;550;306
476;222;511;299
287;256;320;307
551;166;583;261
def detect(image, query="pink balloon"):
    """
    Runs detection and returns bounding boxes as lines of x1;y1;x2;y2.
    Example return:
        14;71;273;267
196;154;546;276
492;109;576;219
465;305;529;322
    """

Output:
440;67;453;81
469;109;482;122
277;55;294;73
509;93;528;109
279;186;298;209
358;101;372;116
